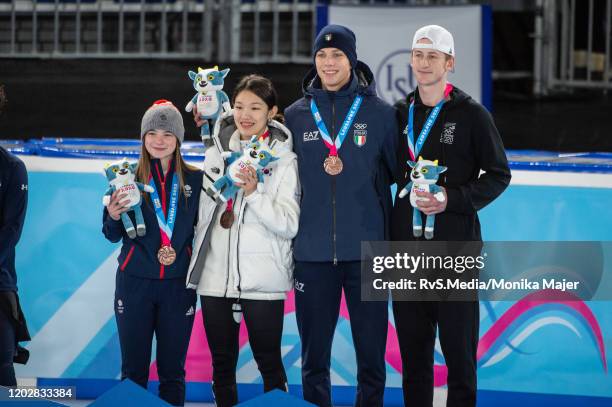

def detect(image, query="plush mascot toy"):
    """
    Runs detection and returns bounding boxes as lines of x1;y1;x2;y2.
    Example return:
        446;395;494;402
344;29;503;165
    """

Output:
208;136;278;203
103;158;154;239
185;66;231;144
398;157;447;240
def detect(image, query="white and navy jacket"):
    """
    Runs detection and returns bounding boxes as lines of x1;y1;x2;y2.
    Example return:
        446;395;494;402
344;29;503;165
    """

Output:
186;112;300;300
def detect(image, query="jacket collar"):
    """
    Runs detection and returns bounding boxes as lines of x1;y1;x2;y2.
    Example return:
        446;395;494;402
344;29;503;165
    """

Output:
410;84;466;108
150;158;175;182
228;130;276;153
217;113;293;158
307;72;359;99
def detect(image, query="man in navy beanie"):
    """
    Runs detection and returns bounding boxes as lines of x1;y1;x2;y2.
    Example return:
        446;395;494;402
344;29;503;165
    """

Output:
284;24;399;406
312;24;358;69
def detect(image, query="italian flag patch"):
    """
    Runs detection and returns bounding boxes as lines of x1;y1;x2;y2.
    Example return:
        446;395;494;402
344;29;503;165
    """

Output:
354;134;366;147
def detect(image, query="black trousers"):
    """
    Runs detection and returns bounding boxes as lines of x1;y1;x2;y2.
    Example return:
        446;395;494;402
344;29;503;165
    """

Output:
114;272;196;406
392;301;479;407
201;296;287;407
294;261;388;407
0;305;16;386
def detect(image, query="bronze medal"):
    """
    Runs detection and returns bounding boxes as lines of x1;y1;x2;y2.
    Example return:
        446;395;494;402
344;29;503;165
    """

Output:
220;210;235;229
323;155;343;176
157;245;176;266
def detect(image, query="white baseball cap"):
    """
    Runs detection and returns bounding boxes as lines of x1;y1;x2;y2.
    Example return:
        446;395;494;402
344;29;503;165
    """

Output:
412;25;455;57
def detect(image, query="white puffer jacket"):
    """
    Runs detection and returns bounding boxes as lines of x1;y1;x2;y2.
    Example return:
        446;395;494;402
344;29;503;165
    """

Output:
186;111;300;300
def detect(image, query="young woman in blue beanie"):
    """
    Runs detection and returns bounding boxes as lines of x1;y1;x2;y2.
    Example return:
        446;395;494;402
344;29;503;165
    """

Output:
103;100;202;406
284;24;399;407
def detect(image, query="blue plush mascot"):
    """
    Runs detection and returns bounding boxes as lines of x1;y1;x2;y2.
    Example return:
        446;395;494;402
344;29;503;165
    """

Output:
208;136;279;203
398;156;447;240
102;158;154;239
185;66;231;144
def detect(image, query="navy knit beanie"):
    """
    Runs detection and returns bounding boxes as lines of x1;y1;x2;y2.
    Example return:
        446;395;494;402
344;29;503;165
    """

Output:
313;24;357;68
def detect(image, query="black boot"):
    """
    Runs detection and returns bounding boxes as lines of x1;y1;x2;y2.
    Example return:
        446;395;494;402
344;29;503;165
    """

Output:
212;382;238;407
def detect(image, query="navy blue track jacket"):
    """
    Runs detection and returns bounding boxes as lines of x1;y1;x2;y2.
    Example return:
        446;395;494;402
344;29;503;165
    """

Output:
102;159;202;279
0;147;28;292
285;61;399;262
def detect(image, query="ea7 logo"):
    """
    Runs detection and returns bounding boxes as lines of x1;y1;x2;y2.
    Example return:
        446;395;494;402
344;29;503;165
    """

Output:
303;131;320;142
294;280;305;292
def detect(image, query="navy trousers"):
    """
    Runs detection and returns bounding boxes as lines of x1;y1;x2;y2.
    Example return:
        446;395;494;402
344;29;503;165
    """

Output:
114;272;196;406
294;261;388;407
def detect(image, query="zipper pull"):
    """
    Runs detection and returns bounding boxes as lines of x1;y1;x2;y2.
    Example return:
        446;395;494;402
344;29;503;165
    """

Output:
232;301;242;324
334;257;338;266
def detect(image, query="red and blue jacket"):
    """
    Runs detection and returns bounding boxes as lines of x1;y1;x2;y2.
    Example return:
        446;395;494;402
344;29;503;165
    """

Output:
102;158;202;279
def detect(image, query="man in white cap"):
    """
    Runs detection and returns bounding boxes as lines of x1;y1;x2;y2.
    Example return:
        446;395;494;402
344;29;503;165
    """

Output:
390;25;511;406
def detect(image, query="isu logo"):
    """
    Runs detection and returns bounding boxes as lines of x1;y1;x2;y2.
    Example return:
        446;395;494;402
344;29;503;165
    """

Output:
375;49;416;105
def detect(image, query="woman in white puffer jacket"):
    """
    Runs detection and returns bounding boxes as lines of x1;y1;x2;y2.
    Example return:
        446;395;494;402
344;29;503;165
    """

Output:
186;75;300;407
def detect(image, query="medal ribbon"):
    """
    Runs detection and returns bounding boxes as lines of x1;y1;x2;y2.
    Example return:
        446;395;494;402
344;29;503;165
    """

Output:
259;129;270;141
149;172;179;246
310;95;363;156
406;83;454;161
225;198;233;214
